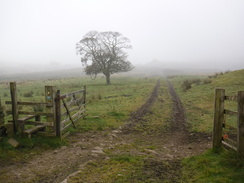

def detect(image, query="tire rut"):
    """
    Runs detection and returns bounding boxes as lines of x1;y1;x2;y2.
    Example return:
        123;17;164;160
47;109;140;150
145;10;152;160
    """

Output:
167;80;187;131
122;80;160;132
131;79;160;122
161;80;211;160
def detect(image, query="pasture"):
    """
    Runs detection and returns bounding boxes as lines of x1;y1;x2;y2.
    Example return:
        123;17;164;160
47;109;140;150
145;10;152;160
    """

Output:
0;75;159;161
0;70;244;182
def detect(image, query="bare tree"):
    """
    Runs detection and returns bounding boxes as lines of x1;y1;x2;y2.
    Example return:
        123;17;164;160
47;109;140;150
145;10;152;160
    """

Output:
76;31;133;85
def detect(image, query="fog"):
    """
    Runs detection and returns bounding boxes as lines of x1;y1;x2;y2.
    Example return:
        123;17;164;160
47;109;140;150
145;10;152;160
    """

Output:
1;0;244;75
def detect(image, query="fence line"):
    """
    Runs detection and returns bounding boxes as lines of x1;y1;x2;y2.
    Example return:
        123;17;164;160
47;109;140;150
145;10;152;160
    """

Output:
213;88;244;156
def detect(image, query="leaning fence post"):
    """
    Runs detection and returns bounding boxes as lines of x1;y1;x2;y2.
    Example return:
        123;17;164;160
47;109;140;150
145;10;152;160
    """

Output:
55;90;61;137
45;86;56;133
10;82;18;133
213;88;225;150
237;91;244;156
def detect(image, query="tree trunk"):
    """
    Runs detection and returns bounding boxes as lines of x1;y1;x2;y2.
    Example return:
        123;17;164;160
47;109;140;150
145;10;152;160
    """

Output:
105;73;111;85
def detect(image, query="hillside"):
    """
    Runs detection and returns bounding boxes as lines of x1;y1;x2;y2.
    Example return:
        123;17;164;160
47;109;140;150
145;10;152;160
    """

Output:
211;69;244;90
169;69;244;132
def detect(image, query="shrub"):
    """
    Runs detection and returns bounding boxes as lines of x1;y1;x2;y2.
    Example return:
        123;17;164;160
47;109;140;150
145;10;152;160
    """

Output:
23;91;33;97
203;79;212;84
182;80;192;92
224;70;230;74
191;78;201;85
181;78;202;92
3;92;8;97
209;71;226;79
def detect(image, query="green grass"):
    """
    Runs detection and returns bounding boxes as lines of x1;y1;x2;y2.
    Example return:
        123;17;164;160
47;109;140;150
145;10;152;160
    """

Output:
0;75;159;164
1;70;244;182
0;135;66;163
182;148;244;183
168;69;244;182
77;76;157;131
168;69;244;132
68;155;146;183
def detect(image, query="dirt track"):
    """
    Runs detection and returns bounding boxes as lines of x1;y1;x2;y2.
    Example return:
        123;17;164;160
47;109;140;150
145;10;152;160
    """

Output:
164;81;211;158
0;80;211;183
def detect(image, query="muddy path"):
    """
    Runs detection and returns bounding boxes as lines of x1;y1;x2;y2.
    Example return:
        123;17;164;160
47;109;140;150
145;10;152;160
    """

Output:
163;81;211;159
0;80;211;183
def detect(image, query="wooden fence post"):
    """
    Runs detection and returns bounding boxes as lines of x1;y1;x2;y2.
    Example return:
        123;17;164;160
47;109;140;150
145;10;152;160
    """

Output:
82;85;86;119
0;98;6;137
45;86;56;133
10;82;18;133
83;85;86;105
55;90;61;137
237;91;244;156
213;88;225;150
0;98;4;126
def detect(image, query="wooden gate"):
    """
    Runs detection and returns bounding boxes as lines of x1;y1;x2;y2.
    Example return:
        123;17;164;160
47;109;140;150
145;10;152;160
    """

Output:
213;89;244;156
2;82;86;138
55;86;86;137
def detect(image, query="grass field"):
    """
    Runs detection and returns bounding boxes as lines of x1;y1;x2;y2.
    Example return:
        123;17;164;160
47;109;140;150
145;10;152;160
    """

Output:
0;75;159;163
0;70;244;182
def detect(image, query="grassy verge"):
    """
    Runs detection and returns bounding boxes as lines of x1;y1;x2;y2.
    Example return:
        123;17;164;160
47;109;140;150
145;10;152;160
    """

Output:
168;69;244;182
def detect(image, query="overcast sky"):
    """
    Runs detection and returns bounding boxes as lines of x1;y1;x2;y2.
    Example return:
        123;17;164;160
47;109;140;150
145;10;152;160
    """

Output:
0;0;244;74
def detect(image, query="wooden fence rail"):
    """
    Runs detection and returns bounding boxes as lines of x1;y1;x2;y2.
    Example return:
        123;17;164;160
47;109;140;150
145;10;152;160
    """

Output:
1;82;86;138
213;88;244;156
